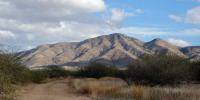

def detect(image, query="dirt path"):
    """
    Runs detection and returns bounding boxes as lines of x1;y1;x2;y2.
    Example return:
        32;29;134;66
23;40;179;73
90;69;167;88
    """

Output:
19;79;92;100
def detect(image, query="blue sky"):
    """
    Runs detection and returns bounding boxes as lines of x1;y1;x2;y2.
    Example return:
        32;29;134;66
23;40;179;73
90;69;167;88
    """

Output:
0;0;200;50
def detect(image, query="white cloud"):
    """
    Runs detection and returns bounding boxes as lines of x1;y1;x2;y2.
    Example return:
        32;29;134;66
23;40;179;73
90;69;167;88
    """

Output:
39;21;103;43
169;6;200;25
26;34;37;41
23;46;35;50
0;21;104;45
169;15;182;22
110;8;125;21
109;8;135;21
7;0;107;16
135;9;142;13
181;28;200;36
167;38;191;47
0;30;15;38
0;30;16;44
185;6;200;25
0;0;126;49
0;0;108;24
165;28;200;36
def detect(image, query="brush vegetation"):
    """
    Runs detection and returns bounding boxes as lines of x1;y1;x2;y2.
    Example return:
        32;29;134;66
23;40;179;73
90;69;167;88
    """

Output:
127;54;194;85
70;54;200;99
0;51;71;99
70;77;200;100
72;62;126;79
73;54;200;85
1;49;200;99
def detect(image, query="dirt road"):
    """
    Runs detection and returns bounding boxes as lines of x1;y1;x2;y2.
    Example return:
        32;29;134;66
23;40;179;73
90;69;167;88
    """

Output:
19;79;92;100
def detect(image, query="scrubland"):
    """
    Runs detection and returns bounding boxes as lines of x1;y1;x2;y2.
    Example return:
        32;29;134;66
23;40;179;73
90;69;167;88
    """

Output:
1;51;200;100
70;77;200;100
70;54;200;100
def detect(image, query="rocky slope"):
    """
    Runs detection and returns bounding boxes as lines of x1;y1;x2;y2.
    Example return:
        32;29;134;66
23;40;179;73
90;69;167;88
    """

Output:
18;33;200;69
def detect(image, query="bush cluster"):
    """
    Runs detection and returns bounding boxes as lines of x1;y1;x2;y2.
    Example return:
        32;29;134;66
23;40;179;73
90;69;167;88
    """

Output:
30;70;49;83
191;61;200;81
44;65;71;78
0;53;32;84
127;54;193;85
0;52;32;96
72;62;126;79
29;65;71;83
0;52;71;97
73;54;200;86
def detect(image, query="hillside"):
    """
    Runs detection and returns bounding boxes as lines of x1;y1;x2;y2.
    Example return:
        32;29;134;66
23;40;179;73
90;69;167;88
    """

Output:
18;33;200;69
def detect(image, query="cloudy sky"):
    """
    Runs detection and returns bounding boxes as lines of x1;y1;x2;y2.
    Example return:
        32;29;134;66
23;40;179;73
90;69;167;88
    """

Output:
0;0;200;51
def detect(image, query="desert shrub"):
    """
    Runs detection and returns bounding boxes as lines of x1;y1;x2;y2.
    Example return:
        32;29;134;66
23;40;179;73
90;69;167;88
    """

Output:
191;61;200;81
0;73;14;94
113;69;127;79
44;65;71;78
0;51;33;99
0;52;32;84
9;65;32;84
127;54;192;85
73;62;122;78
30;65;71;83
30;70;49;83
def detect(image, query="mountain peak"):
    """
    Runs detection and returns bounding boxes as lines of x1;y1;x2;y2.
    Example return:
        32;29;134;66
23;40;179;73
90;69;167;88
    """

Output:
106;33;126;39
110;33;124;36
147;38;170;46
106;33;139;41
152;38;164;42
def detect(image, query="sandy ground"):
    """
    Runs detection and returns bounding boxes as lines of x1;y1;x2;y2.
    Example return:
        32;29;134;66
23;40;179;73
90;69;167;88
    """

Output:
19;79;92;100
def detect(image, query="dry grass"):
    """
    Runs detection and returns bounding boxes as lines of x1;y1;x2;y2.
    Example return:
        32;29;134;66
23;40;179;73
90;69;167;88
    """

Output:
69;78;83;91
99;77;122;81
79;81;120;98
70;77;125;98
70;77;200;100
128;86;144;100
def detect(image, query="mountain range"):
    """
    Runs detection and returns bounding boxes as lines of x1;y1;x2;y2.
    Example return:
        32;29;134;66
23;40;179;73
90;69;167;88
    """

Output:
18;33;200;69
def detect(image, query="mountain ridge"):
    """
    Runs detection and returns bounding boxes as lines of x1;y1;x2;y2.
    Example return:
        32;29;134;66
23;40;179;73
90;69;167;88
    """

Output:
18;33;200;69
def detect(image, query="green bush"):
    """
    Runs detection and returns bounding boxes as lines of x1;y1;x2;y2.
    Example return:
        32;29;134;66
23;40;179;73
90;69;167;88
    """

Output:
30;65;71;83
191;61;200;81
44;65;71;78
30;70;49;83
73;62;124;78
0;73;15;94
127;54;192;85
0;53;32;84
0;51;32;98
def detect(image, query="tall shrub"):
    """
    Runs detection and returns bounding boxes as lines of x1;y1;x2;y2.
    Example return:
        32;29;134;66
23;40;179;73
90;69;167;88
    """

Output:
45;65;71;78
0;51;32;97
0;52;32;84
127;54;192;85
73;62;122;78
191;61;200;81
